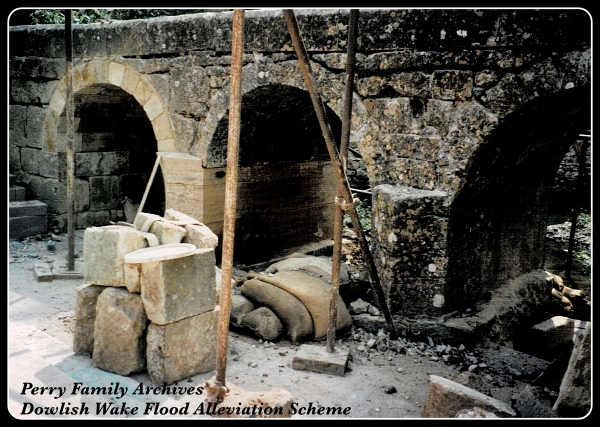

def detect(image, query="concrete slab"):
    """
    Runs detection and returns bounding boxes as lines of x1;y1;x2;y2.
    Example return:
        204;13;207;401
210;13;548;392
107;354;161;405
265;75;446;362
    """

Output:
291;344;349;376
52;260;84;279
34;263;53;282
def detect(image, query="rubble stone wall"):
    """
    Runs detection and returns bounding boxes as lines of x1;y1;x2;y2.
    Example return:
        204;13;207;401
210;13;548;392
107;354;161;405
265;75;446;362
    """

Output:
9;9;591;315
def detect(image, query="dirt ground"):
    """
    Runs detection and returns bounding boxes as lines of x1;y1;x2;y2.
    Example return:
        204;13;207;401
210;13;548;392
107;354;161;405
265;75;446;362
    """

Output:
7;222;590;419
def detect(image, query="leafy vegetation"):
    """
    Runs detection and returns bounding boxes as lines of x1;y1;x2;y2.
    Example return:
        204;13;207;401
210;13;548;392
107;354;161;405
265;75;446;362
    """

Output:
575;213;591;274
23;9;216;25
344;199;372;236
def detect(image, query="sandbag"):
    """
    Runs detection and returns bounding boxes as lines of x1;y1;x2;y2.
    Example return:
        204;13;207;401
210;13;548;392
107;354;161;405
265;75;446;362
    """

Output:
241;278;314;343
247;270;352;340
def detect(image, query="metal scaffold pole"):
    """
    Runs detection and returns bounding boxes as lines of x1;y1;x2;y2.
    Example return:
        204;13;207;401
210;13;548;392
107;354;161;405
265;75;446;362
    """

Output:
327;9;359;353
65;9;75;271
209;8;245;404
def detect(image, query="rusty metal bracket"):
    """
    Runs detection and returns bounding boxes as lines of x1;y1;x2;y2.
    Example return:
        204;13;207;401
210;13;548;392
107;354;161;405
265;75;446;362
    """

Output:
283;9;398;340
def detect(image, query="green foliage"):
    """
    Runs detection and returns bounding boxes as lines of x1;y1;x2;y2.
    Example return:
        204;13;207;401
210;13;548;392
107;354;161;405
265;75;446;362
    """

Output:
28;9;212;25
576;213;591;231
344;199;372;235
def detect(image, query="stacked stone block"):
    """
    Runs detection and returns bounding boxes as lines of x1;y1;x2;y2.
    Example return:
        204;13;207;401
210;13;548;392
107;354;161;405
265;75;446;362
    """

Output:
371;184;451;317
74;210;219;384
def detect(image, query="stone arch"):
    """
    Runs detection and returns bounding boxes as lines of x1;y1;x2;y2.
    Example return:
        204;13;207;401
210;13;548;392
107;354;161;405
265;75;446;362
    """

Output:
41;59;173;226
444;86;591;312
192;59;372;166
43;59;175;154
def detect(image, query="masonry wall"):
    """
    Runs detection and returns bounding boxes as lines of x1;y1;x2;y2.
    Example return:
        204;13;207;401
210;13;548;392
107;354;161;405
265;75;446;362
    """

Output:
9;9;592;317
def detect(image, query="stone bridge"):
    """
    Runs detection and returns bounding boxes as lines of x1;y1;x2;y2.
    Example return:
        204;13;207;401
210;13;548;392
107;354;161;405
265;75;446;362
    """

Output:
9;9;591;321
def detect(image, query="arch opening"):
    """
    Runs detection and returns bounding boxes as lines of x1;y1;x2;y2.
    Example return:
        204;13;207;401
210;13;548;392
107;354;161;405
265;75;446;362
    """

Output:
207;84;342;266
445;87;591;314
63;83;164;228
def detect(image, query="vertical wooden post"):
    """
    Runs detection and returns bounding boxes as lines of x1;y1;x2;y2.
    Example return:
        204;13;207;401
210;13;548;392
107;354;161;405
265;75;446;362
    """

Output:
211;8;245;403
327;9;359;353
65;9;75;271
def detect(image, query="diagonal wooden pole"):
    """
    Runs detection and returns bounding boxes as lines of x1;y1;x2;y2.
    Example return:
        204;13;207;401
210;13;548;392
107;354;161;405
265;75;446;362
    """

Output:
283;9;398;340
207;8;245;404
327;9;359;353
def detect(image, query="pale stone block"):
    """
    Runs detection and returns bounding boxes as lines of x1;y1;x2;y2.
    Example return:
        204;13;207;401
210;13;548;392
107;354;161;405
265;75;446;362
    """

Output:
108;61;125;87
141;248;217;325
152;112;174;141
120;67;140;95
92;287;147;376
148;220;187;245
514;316;575;361
133;211;163;231
73;284;105;356
143;93;163;121
123;262;142;293
292;344;349;376
133;211;187;244
48;82;66;116
146;309;218;385
422;375;516;418
553;323;591;417
83;225;149;287
164;208;218;249
133;77;152;106
157;138;176;152
206;381;294;418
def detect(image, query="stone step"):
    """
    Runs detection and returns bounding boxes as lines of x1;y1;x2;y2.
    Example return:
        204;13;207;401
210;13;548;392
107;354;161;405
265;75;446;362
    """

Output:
9;200;47;217
9;185;26;202
9;200;48;240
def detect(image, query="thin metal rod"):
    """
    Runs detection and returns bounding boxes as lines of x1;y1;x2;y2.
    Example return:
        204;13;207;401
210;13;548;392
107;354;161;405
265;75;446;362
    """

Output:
215;8;245;395
327;9;358;353
283;9;398;340
565;137;589;278
65;10;75;271
134;153;162;224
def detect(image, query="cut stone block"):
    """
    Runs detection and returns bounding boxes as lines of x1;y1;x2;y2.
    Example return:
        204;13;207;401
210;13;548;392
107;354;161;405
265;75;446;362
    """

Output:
73;284;105;356
146;309;218;385
140;248;217;325
9;186;26;202
205;381;293;418
553;323;591;418
164;208;218;249
34;263;52;282
514;316;575;361
134;211;187;244
83;225;149;288
159;152;206;222
52;260;84;279
9;215;48;239
292;344;349;376
422;375;516;418
92;287;147;376
9;200;47;217
123;262;142;293
513;385;559;418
